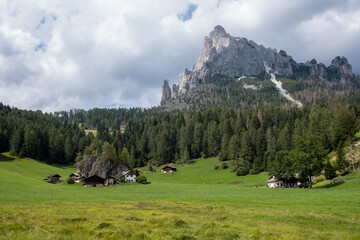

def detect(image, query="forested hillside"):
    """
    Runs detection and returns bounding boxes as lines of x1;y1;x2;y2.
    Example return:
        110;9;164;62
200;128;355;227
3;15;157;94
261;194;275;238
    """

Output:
1;103;359;182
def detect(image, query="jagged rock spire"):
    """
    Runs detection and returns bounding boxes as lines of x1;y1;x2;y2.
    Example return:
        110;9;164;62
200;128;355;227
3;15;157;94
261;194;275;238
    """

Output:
161;79;171;105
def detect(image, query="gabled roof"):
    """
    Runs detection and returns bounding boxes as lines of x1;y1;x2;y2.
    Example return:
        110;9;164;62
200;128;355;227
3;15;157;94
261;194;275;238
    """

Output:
124;170;136;176
162;166;177;171
83;175;104;183
266;175;279;183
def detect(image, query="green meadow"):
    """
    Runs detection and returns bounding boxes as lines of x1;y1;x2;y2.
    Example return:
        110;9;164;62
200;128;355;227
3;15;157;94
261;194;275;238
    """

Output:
0;153;359;239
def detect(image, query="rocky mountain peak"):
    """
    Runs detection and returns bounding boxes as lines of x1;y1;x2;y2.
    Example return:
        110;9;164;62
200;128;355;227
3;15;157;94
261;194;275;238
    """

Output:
330;56;353;76
210;25;229;37
160;26;356;106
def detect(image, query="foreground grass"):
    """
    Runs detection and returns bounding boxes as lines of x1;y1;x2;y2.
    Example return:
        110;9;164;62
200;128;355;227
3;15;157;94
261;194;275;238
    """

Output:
0;153;359;239
1;201;359;240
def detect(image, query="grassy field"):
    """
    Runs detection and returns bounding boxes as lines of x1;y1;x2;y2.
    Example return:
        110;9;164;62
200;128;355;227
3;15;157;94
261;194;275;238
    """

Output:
0;153;359;239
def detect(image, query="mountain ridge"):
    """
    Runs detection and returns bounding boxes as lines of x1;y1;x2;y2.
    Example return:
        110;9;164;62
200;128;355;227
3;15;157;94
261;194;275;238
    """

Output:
160;25;359;109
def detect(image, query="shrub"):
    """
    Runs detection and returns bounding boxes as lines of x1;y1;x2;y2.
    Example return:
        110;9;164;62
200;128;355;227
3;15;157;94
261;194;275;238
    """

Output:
249;167;262;175
229;180;243;184
324;160;337;180
136;175;147;184
117;174;125;183
236;167;249;176
312;175;326;184
214;165;219;170
66;177;75;184
221;163;228;169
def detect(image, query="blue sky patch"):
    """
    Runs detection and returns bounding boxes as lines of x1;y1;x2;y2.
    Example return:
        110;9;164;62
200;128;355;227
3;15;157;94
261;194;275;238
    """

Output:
177;4;198;22
35;42;46;52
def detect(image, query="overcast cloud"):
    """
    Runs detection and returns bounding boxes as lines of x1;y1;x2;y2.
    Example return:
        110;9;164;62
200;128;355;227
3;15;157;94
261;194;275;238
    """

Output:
0;0;359;112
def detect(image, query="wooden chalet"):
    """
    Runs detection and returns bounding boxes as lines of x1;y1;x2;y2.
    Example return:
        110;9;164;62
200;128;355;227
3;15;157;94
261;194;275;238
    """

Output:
161;166;177;174
45;174;61;184
69;173;85;183
105;177;116;186
83;175;105;187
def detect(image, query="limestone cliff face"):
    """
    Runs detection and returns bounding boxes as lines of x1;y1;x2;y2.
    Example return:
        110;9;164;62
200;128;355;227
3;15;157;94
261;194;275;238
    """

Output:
192;25;294;81
160;25;356;105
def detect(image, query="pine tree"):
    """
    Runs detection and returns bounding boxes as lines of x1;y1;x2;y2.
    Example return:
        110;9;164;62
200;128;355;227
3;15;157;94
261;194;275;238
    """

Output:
324;160;337;179
120;147;130;165
10;128;23;155
333;106;357;144
207;121;220;156
182;147;190;164
264;128;276;170
270;151;295;181
292;134;327;187
102;141;117;162
335;142;347;172
64;136;75;162
228;134;241;161
219;133;230;161
193;123;203;156
240;131;254;168
277;124;292;151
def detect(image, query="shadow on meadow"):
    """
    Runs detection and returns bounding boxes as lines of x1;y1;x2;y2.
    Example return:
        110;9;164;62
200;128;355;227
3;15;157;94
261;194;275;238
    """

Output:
315;181;345;189
0;154;15;162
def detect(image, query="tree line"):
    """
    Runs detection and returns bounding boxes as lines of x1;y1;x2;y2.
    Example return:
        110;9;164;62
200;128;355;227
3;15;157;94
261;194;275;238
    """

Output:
0;103;359;182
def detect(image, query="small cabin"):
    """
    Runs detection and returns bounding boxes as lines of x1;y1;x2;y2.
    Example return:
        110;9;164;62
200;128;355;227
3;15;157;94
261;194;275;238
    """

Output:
161;166;177;174
45;174;61;184
69;173;85;183
83;175;105;187
123;171;136;183
105;177;116;186
75;176;85;183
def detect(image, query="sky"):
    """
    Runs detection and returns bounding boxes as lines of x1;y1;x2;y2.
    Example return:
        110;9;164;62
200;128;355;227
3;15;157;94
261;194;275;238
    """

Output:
0;0;360;112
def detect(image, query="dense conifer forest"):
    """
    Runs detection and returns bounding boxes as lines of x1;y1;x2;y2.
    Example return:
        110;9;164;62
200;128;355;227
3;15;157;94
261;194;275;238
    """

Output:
0;102;359;182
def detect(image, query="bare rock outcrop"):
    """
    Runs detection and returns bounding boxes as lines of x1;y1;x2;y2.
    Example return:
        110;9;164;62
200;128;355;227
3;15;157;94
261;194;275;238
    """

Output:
161;79;172;105
75;155;130;178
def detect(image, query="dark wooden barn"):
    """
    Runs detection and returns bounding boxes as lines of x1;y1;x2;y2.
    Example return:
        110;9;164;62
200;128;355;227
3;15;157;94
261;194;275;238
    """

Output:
83;175;105;187
45;174;61;184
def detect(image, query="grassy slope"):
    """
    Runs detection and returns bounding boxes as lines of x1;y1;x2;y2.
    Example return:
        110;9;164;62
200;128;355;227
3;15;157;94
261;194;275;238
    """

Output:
0;153;359;239
142;158;268;185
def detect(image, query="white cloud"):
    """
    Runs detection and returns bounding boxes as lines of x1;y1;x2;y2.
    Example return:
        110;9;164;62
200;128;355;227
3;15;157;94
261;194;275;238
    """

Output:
294;8;360;66
0;0;359;112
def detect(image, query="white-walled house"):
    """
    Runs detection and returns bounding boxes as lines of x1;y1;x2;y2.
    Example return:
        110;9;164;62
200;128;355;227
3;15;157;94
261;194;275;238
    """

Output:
266;175;304;188
266;175;284;188
123;171;136;183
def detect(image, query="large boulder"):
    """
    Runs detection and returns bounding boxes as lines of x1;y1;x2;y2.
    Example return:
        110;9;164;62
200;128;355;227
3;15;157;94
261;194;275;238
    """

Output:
75;155;131;178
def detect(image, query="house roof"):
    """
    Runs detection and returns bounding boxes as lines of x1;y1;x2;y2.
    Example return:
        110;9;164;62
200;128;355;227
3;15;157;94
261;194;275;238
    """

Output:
124;171;136;176
83;175;105;183
266;175;279;183
162;166;177;171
